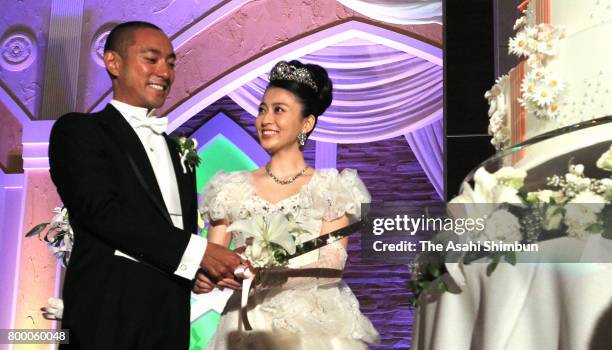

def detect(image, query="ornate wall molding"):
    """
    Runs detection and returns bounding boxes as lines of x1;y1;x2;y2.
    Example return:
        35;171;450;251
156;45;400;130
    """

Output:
0;31;37;72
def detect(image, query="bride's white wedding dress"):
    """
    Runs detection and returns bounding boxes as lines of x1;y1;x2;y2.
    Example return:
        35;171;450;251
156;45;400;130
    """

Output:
200;168;379;350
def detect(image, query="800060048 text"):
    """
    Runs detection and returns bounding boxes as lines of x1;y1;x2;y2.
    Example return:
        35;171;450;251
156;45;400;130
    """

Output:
0;329;69;344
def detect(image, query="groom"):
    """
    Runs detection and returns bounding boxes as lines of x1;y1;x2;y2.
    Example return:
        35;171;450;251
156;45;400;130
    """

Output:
49;21;241;349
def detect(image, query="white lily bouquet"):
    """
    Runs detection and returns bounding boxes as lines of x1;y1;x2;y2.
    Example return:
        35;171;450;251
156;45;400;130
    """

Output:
25;206;74;267
227;212;308;268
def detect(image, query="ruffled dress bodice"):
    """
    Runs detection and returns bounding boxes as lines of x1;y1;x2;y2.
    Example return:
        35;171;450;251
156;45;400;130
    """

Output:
199;169;379;350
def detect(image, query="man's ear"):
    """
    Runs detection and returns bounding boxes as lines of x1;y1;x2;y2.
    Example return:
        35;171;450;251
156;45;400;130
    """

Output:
302;114;316;134
104;51;121;78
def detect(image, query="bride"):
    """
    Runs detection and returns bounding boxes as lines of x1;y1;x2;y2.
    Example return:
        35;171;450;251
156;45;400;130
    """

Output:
196;60;379;349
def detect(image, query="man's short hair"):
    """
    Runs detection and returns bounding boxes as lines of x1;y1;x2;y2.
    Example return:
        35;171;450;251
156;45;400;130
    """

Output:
104;21;163;57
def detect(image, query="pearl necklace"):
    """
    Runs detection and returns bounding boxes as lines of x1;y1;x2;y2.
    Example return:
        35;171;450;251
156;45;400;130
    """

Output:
265;164;309;185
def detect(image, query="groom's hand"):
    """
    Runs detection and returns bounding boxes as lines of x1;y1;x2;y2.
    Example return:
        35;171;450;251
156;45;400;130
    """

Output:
200;242;242;281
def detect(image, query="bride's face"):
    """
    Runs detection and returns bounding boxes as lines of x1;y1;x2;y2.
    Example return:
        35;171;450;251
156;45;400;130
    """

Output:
256;86;314;154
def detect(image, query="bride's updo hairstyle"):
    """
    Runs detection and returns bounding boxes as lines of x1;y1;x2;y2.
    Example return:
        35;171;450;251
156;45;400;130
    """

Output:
267;60;333;137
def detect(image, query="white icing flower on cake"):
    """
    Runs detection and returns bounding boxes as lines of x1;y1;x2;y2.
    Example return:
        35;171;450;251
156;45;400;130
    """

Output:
533;85;554;107
513;16;527;30
537;39;559;56
509;31;530;57
485;75;510;150
504;18;565;122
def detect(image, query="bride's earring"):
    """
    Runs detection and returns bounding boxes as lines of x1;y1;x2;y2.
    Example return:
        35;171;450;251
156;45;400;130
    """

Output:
297;132;307;146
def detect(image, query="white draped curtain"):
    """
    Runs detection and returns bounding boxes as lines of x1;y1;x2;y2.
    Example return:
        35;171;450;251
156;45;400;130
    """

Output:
336;0;442;25
405;119;443;199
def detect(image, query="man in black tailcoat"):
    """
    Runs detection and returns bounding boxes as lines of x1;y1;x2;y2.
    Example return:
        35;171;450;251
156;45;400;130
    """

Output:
49;21;241;349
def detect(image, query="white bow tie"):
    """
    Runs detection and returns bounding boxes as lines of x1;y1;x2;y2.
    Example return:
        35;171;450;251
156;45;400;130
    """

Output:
129;114;168;134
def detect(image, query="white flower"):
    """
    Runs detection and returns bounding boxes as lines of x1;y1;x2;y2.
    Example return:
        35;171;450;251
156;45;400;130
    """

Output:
482;209;522;243
490;126;510;149
524;26;539;39
600;178;612;201
41;298;64;320
542;205;563;231
564;191;608;239
526;54;543;69
570;190;608;205
449;167;523;222
565;172;591;190
596;145;612;172
537;38;559;56
494;167;527;190
544;102;562;119
533;84;554;107
569;164;584;176
227;213;298;267
521;77;537;99
526;189;560;203
513;16;527;30
509;31;531;57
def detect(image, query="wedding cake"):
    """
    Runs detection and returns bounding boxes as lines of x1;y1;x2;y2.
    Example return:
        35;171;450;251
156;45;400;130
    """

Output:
485;0;612;168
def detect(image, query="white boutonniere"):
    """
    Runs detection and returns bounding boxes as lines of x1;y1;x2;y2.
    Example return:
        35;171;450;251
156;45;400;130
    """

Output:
171;135;201;173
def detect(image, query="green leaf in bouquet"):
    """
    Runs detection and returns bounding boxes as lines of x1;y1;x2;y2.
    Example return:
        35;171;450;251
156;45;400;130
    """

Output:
586;223;604;234
417;281;431;290
486;255;501;276
427;264;441;278
601;206;612;239
486;261;499;276
25;223;49;237
436;280;448;292
505;251;517;265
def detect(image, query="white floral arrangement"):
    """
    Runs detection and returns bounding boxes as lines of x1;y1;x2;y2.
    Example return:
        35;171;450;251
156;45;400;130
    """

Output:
485;75;511;150
410;145;612;304
25;206;74;267
510;13;566;121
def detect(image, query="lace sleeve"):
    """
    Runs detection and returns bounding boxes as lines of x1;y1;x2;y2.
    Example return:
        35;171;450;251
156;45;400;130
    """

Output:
317;169;371;222
256;242;347;291
199;172;230;224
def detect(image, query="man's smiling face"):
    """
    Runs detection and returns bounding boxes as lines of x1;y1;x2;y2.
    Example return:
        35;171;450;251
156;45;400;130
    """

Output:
109;27;176;110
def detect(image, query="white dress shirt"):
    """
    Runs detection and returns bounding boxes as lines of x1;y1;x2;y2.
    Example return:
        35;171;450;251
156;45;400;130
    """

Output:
110;99;206;280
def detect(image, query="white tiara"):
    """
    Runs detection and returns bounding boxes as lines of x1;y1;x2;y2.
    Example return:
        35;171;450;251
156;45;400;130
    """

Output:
269;61;318;92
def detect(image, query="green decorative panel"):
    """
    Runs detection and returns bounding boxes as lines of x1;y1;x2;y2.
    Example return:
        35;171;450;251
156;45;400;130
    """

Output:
190;135;258;348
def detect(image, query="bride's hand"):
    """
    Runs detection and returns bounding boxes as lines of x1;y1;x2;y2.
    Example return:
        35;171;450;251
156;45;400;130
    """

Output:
193;271;215;294
216;277;242;291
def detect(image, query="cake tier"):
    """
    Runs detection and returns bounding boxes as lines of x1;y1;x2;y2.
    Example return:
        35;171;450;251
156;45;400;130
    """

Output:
488;0;612;152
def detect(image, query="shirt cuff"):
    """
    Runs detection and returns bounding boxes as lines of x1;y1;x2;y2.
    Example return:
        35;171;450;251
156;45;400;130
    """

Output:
174;234;207;280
